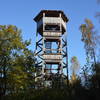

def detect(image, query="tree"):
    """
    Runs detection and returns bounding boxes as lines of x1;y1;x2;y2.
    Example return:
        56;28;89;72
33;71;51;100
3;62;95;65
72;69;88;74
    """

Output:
70;56;80;83
0;25;35;96
80;19;100;65
90;63;100;89
0;25;23;95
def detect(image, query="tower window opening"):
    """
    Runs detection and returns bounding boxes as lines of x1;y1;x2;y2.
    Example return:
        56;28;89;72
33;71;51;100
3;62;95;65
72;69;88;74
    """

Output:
45;64;59;74
45;25;60;31
45;13;59;17
45;41;61;54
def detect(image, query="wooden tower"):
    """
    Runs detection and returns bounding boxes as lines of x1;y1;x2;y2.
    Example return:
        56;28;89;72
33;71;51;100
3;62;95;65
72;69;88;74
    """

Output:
34;10;68;87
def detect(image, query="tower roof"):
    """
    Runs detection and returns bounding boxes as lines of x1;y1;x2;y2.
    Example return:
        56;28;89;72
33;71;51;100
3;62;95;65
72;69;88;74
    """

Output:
34;10;68;22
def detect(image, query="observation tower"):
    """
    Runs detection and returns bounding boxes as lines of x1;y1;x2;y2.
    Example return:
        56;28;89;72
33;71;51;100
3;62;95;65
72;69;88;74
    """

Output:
34;10;68;87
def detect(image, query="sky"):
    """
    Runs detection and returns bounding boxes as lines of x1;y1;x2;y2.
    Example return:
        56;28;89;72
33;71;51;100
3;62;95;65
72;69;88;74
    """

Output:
0;0;100;74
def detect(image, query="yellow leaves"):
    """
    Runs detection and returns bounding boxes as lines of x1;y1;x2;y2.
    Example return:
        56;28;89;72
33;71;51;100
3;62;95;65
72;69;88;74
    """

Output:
6;25;19;35
0;25;21;41
80;19;94;46
7;26;14;33
13;37;20;44
87;32;91;39
12;36;25;49
71;72;76;81
85;19;94;29
0;25;28;51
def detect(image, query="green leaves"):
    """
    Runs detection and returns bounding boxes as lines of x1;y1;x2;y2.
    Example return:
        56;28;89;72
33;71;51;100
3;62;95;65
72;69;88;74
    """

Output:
0;25;35;95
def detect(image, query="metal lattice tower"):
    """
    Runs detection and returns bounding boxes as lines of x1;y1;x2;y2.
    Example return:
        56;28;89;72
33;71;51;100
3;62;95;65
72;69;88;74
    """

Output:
34;10;68;87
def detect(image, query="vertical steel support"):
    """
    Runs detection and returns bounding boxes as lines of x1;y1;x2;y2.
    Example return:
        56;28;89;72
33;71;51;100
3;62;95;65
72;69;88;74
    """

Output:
42;37;45;75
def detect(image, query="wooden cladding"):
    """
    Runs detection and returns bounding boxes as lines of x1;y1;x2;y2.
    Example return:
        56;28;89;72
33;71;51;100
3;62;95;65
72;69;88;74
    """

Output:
43;32;61;37
43;54;62;60
37;17;66;33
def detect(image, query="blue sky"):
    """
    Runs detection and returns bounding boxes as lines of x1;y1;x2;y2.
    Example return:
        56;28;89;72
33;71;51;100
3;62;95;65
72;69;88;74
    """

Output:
0;0;100;72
